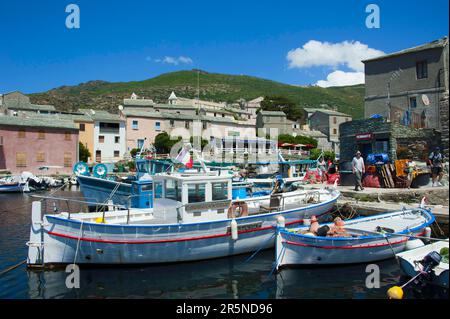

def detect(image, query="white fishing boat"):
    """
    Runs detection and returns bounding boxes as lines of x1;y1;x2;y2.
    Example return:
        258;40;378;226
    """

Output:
275;209;435;268
396;240;449;288
27;170;339;266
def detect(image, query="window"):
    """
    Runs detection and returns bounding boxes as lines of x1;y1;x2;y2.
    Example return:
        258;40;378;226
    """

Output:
114;150;120;158
170;120;175;127
96;150;101;162
185;121;190;129
214;113;217;117
410;97;417;108
64;152;72;167
38;130;45;139
202;121;207;130
155;121;161;131
212;182;228;201
99;135;105;143
0;136;3;146
188;183;206;203
132;120;139;130
18;129;25;138
153;182;163;198
65;132;71;141
79;123;85;132
115;136;120;143
333;128;337;135
165;179;181;202
222;114;225;118
333;117;337;124
137;139;144;149
36;152;45;162
99;122;119;133
416;60;428;79
16;152;27;167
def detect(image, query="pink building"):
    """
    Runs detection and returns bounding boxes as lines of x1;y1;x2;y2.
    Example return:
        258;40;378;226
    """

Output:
0;115;79;175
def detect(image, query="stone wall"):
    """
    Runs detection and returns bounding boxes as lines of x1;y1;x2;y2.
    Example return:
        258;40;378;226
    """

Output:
340;118;441;162
440;91;449;157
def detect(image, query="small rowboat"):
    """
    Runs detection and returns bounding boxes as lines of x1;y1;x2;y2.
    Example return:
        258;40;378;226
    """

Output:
396;240;449;288
275;209;435;268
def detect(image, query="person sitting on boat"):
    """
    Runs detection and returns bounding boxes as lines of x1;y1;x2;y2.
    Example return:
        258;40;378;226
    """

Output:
327;217;350;237
309;215;320;234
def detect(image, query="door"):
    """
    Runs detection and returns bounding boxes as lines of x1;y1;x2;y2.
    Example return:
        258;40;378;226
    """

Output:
95;150;101;163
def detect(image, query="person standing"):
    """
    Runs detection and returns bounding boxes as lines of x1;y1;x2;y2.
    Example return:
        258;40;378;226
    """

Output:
429;147;444;187
352;151;365;191
318;158;327;183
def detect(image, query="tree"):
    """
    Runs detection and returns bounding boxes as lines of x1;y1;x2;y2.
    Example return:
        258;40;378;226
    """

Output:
79;142;91;162
260;96;304;122
309;148;335;161
154;132;182;154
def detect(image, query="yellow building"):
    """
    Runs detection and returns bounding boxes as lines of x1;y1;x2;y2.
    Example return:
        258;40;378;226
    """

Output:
73;114;95;163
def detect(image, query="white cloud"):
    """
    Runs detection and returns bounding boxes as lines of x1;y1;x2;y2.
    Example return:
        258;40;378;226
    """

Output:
315;70;365;88
287;40;384;72
147;56;193;65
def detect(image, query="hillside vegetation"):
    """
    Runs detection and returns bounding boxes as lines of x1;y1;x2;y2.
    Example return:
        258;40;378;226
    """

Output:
29;70;365;118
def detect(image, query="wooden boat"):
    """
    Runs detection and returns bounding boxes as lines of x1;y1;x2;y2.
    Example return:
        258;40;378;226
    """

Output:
27;171;340;266
275;209;435;268
396;240;449;288
0;181;27;193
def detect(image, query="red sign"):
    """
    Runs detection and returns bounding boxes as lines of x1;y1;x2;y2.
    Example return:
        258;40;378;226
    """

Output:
356;133;373;140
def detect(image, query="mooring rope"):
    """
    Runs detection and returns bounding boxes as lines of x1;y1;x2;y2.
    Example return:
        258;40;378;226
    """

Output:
0;260;26;277
243;232;276;263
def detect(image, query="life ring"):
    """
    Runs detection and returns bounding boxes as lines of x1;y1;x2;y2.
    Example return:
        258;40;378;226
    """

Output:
227;202;249;218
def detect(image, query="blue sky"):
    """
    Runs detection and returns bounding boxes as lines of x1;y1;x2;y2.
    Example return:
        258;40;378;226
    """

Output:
0;0;448;93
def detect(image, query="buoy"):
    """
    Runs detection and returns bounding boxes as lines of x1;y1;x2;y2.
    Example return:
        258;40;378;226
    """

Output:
424;227;432;243
387;286;404;299
303;218;311;226
405;238;425;250
304;232;316;236
230;219;238;240
95;217;106;223
277;216;285;228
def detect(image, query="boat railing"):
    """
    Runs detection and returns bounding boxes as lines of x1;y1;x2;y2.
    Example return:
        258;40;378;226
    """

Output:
29;194;127;220
232;189;323;211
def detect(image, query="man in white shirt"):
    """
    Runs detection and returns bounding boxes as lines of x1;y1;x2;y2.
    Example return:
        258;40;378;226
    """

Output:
352;151;365;191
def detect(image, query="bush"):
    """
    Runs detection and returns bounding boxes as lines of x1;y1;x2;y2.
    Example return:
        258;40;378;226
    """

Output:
278;134;318;148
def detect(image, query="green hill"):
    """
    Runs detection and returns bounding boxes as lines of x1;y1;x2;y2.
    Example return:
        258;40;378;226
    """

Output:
29;69;365;118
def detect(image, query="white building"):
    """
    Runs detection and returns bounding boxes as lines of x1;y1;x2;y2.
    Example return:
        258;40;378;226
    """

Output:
81;109;126;163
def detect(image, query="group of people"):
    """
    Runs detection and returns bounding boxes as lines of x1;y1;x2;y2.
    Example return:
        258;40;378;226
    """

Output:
304;215;350;237
351;146;447;191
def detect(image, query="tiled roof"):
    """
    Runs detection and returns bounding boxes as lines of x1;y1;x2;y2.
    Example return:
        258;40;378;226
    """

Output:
311;109;351;117
121;109;253;125
258;110;286;116
363;36;448;63
4;100;56;111
79;109;123;122
0;115;78;130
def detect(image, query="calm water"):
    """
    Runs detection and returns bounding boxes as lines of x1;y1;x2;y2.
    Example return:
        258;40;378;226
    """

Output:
0;189;447;299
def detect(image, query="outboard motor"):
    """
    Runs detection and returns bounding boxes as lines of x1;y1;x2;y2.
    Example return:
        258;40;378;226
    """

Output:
419;251;442;279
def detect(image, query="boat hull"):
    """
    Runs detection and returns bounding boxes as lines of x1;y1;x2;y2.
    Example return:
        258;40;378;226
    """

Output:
77;175;132;206
29;193;338;265
0;183;25;193
276;209;435;267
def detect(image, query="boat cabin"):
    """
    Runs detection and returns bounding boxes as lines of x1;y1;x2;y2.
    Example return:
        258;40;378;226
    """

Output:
135;159;172;179
152;172;233;223
279;160;317;178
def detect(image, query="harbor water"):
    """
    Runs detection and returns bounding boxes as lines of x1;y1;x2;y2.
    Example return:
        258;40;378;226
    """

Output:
0;188;447;299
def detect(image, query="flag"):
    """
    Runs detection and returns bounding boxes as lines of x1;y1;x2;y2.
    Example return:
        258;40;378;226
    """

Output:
175;146;192;168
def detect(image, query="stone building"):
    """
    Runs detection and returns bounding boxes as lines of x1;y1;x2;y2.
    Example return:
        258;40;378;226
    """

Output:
339;117;440;163
308;109;352;155
363;36;449;154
